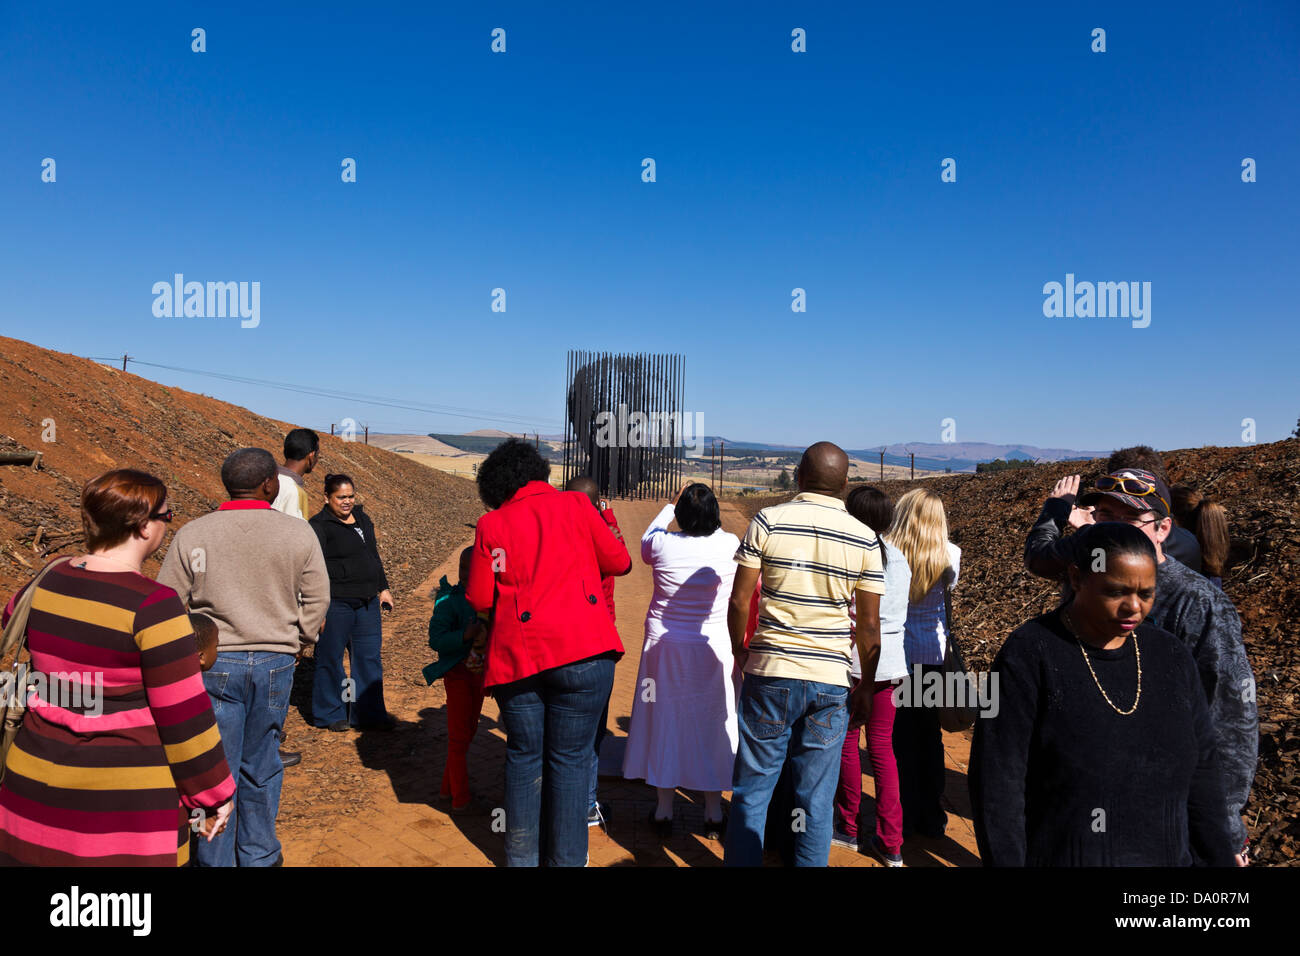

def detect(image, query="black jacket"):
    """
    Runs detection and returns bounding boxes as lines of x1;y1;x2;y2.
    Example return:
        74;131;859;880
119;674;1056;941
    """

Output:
309;505;390;600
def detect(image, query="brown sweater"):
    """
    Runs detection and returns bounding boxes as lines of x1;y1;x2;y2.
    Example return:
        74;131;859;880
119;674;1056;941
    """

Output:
157;501;329;654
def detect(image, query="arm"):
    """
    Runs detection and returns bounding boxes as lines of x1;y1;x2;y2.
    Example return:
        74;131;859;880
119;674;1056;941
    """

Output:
428;597;472;657
1185;652;1238;866
969;637;1037;867
155;534;193;607
640;504;677;564
1024;496;1078;580
298;535;331;643
849;590;882;726
465;523;497;614
367;514;390;592
1182;596;1258;854
133;589;235;813
585;499;632;578
729;563;761;658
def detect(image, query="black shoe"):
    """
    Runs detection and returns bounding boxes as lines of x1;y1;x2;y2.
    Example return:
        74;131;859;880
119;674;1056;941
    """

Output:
323;720;350;732
648;809;672;841
279;749;301;768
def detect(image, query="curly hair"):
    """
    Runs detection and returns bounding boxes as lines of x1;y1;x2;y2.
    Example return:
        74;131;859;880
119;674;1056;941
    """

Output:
477;438;551;510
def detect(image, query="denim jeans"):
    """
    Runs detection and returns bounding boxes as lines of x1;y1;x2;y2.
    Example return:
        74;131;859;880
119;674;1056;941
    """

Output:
313;597;386;727
588;692;611;813
494;655;615;867
195;651;296;867
724;674;850;867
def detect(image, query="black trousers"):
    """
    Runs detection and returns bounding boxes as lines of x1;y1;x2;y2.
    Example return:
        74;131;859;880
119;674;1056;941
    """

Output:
892;663;948;835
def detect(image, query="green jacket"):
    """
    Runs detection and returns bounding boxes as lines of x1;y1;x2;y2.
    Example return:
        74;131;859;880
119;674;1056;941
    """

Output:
422;576;474;685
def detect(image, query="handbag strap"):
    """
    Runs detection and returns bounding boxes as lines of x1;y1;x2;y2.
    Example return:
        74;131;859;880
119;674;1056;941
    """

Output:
1;557;73;663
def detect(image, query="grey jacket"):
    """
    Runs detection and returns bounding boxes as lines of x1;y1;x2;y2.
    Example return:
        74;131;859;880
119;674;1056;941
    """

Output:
1024;496;1258;854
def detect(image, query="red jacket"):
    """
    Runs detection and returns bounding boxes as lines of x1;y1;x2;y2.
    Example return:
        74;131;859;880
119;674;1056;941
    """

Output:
466;481;631;688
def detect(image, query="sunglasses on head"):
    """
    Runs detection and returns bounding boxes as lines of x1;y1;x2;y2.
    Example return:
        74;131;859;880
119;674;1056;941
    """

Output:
1094;475;1169;513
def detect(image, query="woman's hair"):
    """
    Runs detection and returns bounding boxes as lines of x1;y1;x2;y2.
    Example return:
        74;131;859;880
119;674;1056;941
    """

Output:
887;488;951;603
476;438;551;510
1171;484;1230;578
1070;521;1158;578
845;485;892;569
675;483;721;536
323;473;354;496
81;469;167;552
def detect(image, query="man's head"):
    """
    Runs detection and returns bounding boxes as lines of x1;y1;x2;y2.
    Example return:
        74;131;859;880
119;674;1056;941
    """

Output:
221;448;279;501
565;475;601;509
796;442;849;496
284;428;320;473
1079;468;1173;554
1106;445;1168;484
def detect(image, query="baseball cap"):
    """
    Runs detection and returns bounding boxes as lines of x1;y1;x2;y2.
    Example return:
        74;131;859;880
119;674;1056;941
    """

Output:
1078;468;1172;518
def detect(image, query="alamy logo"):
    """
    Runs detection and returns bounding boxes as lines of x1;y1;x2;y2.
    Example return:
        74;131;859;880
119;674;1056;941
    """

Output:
50;886;151;936
152;274;261;328
594;403;704;456
1042;273;1150;328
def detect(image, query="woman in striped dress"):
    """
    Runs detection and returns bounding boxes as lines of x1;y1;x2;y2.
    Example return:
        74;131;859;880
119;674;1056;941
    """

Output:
0;469;235;866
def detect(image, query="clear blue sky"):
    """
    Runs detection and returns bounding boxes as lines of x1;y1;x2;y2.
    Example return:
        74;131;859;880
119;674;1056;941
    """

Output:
3;1;1297;451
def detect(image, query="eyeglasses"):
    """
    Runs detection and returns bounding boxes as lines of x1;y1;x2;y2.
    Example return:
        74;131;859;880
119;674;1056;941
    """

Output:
1093;508;1161;528
1094;475;1169;513
150;508;175;523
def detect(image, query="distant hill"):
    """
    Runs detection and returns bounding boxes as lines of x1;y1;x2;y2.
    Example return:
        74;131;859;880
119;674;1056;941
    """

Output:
688;438;1109;473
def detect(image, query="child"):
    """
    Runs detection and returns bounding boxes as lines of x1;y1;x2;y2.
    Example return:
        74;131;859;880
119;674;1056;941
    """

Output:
423;548;486;814
563;475;625;829
189;613;219;672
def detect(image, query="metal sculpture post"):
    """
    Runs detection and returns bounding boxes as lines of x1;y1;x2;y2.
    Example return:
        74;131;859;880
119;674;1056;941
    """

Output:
564;351;686;500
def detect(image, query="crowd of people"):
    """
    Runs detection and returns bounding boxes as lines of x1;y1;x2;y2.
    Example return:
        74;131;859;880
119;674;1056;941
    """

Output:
0;431;1258;868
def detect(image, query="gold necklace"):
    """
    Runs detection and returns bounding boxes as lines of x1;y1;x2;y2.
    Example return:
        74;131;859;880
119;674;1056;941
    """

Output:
1061;607;1141;716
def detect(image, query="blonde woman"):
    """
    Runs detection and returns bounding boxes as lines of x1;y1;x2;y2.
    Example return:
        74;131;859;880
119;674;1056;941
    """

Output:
888;488;960;839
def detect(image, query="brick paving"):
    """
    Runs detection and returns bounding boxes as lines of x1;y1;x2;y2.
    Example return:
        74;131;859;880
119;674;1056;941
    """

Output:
278;497;981;867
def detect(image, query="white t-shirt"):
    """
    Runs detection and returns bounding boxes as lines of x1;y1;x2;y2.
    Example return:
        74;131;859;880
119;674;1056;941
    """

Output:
849;540;911;682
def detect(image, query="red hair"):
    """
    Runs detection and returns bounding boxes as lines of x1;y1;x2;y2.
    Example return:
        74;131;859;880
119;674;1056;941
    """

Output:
81;469;167;552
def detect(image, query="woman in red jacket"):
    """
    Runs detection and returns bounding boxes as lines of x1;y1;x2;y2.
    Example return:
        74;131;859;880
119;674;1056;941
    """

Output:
465;439;631;866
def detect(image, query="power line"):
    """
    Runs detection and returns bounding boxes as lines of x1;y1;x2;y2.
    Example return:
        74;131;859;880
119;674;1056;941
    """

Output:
85;355;562;431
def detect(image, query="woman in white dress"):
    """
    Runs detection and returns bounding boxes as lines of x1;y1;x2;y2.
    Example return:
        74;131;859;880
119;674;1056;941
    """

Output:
623;482;740;839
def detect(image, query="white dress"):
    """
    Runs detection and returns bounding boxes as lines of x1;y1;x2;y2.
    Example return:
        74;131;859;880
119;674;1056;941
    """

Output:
621;504;741;792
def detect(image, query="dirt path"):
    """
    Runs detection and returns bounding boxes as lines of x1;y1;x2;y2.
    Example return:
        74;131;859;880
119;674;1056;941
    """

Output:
278;497;981;867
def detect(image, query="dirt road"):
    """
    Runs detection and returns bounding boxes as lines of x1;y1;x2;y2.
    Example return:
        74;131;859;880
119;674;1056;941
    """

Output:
278;496;981;867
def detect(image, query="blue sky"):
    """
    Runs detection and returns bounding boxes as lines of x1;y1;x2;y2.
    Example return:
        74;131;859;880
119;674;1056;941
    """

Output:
2;1;1297;452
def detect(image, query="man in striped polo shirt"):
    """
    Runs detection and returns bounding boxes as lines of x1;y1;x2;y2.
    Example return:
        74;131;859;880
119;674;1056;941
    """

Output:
724;442;885;866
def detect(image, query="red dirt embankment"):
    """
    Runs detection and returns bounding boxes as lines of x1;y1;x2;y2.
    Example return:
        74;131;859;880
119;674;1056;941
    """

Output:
734;440;1300;866
0;335;484;601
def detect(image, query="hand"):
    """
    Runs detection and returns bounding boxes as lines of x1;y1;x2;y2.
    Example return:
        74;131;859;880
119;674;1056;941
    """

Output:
205;799;234;842
378;589;394;612
673;481;693;506
1050;475;1081;503
464;618;488;654
1067;504;1095;529
848;681;874;728
464;652;485;674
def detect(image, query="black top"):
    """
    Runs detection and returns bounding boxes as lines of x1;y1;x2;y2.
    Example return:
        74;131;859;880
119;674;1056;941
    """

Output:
308;505;389;600
970;609;1235;867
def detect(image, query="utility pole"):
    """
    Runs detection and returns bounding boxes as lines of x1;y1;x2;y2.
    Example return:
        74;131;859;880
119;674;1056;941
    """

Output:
910;453;915;480
719;440;725;495
879;450;884;481
710;442;716;494
330;423;334;436
122;354;130;372
364;425;369;445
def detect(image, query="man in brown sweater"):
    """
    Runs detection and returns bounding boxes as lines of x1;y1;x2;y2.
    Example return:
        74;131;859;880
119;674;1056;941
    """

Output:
159;447;329;866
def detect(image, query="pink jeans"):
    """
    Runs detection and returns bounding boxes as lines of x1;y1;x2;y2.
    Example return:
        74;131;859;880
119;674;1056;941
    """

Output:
834;679;903;853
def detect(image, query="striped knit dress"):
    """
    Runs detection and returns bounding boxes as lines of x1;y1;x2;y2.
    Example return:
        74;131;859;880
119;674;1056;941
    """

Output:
0;562;235;866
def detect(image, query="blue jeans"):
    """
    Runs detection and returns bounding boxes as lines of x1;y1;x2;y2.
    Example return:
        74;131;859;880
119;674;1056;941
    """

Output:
494;655;615;867
589;693;611;813
724;674;850;867
313;598;386;727
196;651;296;867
